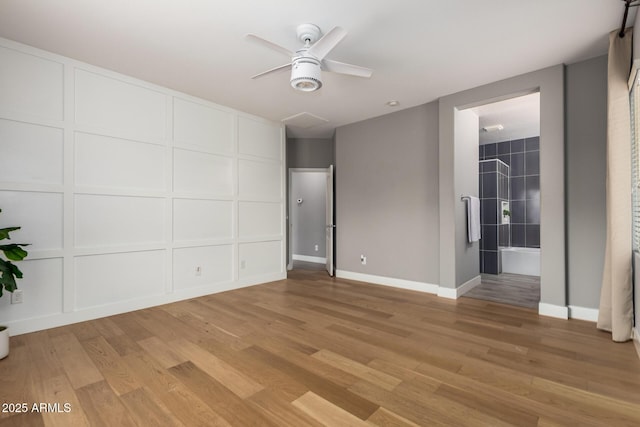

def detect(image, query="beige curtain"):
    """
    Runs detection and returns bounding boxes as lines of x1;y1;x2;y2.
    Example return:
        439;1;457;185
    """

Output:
597;28;634;342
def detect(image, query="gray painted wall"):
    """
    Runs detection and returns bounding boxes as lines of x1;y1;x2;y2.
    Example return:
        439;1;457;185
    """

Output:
331;58;612;315
335;103;440;284
454;108;480;285
290;171;327;258
566;55;607;309
287;137;335;168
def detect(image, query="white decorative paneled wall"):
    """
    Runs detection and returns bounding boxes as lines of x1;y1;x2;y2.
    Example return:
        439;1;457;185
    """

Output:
0;38;285;334
74;133;166;191
0;46;64;121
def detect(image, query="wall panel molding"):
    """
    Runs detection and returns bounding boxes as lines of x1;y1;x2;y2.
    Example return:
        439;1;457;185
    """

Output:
0;37;285;335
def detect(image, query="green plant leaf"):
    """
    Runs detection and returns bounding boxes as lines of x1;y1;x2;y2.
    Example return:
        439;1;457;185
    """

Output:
0;259;19;295
0;244;29;261
0;226;20;241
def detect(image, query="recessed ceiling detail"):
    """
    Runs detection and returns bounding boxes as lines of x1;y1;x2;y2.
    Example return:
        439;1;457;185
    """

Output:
282;112;329;129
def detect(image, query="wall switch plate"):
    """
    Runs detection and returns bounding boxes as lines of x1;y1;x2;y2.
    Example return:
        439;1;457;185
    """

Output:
241;260;246;269
315;245;318;251
360;255;367;265
11;289;23;304
195;266;202;276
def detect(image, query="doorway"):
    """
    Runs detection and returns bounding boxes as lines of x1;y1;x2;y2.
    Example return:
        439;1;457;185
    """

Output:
439;65;566;318
464;93;541;309
288;167;334;275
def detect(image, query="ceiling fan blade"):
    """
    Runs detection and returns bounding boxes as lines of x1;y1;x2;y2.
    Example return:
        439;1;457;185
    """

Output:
323;59;373;78
306;26;347;60
245;34;295;58
251;63;292;79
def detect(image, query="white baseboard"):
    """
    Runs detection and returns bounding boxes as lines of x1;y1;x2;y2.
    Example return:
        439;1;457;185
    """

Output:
292;254;326;264
457;275;482;297
335;270;439;294
437;287;457;299
5;272;286;337
568;305;599;322
437;275;481;299
336;271;480;300
538;302;569;319
633;327;640;360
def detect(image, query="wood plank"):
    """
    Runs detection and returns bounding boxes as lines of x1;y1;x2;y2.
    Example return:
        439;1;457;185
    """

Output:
311;349;402;391
0;345;35;421
22;331;65;384
104;334;143;357
247;389;324;427
49;333;103;390
246;345;380;420
81;336;141;396
137;336;188;369
0;412;44;427
122;350;231;427
293;391;370;426
168;361;279;426
29;374;91;427
170;338;264;398
75;381;138;427
1;270;638;425
108;312;154;342
119;387;183;427
366;407;420;427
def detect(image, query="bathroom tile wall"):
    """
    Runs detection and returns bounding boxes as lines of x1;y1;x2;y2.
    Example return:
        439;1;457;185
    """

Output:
479;159;509;274
480;136;540;248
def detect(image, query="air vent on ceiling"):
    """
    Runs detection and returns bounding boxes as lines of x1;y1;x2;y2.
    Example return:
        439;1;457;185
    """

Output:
282;112;329;129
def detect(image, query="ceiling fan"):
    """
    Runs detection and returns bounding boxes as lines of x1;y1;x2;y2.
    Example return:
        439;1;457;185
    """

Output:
245;23;373;92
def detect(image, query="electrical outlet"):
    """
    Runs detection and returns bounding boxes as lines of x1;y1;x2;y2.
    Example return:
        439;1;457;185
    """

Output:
240;260;246;269
195;266;202;276
11;289;23;304
360;255;367;265
314;244;318;252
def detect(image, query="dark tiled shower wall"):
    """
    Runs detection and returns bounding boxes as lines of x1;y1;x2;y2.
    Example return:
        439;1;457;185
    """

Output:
480;136;540;248
479;159;509;274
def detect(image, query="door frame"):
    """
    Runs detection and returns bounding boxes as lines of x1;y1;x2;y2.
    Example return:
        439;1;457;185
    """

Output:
287;167;333;271
439;65;565;317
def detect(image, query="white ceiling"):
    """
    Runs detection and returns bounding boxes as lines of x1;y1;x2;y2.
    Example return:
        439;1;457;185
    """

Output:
473;92;540;145
0;0;628;138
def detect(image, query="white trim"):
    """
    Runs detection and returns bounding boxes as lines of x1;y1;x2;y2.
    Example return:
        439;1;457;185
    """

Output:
5;272;286;336
568;305;599;322
538;302;569;319
437;275;481;299
292;254;326;264
336;270;438;294
456;275;482;297
633;326;640;360
437;287;457;299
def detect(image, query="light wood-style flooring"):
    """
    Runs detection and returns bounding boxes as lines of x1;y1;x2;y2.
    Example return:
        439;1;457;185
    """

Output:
463;273;541;309
1;270;639;426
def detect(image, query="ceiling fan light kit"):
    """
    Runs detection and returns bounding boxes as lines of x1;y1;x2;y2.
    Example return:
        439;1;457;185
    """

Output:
246;23;373;93
290;58;322;91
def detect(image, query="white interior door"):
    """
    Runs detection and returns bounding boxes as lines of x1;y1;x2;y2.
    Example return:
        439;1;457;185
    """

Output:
326;165;334;276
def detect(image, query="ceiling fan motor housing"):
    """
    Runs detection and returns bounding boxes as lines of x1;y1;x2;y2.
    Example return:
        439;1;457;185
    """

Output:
290;57;322;91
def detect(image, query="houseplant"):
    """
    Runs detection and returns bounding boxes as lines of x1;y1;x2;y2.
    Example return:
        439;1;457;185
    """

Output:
0;209;29;359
